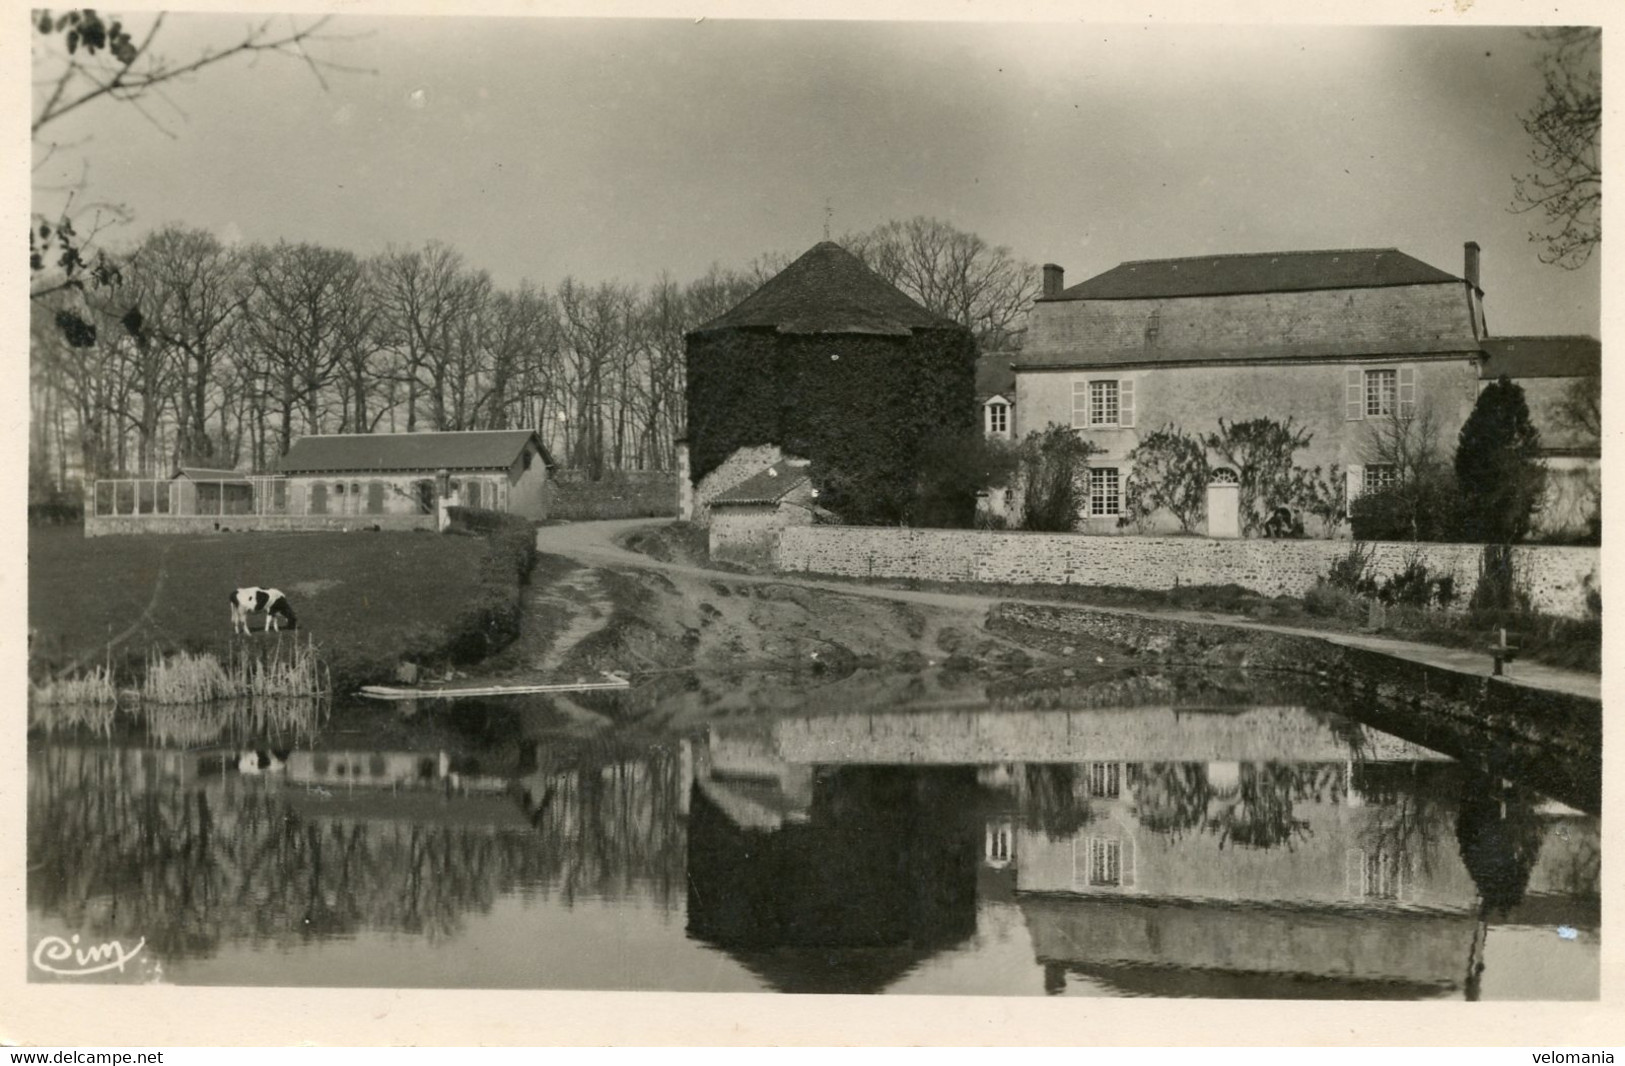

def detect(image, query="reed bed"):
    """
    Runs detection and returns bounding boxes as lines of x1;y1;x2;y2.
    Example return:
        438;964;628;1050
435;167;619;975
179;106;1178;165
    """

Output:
29;663;118;706
142;634;330;704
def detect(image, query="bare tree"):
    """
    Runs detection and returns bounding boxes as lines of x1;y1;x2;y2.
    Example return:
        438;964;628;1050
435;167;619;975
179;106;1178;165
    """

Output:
135;227;244;463
1512;27;1601;269
241;242;372;453
844;217;1039;348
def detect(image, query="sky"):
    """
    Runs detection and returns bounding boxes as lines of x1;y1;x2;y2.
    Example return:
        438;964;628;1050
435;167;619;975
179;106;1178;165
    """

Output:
28;10;1604;336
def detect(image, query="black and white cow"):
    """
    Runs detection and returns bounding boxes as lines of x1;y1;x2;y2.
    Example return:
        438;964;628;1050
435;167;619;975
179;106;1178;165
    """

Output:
229;586;298;635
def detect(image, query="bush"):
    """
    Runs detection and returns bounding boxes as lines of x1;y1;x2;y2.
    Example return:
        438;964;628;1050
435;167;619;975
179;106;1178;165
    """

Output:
1376;557;1456;609
1017;423;1101;532
1304;579;1368;622
1349;474;1465;542
911;430;1018;528
1121;425;1208;533
1325;542;1378;597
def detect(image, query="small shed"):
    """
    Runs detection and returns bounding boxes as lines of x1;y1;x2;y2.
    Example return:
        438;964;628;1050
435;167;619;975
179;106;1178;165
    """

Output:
171;466;254;516
708;458;819;565
277;430;553;519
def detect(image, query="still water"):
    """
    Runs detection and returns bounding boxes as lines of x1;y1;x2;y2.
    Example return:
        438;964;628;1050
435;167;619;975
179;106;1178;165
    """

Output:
26;675;1600;998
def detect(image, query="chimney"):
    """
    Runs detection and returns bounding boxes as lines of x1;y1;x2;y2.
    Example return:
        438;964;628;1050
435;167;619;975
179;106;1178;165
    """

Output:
1464;241;1481;290
1042;263;1064;298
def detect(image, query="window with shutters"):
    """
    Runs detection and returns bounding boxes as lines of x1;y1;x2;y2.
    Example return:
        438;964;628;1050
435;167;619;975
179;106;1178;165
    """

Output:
1347;366;1417;420
1073;377;1135;429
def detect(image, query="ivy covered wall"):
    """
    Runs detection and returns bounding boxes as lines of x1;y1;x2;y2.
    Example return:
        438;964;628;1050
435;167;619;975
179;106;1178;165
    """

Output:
685;326;977;525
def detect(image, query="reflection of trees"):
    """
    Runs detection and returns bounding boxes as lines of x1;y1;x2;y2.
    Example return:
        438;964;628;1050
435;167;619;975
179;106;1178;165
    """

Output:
1020;764;1094;840
521;742;687;908
29;742;686;964
1128;762;1344;851
1353;762;1459;887
1129;763;1211;838
1455;772;1546;1001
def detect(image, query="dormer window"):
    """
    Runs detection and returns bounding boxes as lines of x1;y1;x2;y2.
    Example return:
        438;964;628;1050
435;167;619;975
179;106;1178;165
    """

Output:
984;396;1012;439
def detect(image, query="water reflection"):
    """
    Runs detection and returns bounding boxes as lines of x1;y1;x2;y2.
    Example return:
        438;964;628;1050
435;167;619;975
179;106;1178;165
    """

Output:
27;694;1600;997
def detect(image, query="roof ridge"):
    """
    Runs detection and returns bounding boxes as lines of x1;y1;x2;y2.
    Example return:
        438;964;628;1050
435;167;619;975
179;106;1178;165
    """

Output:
1115;247;1404;268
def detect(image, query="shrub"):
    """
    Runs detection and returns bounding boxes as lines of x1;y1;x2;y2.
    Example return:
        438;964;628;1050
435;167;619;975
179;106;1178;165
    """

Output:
1304;580;1368;622
1349;471;1464;542
1376;557;1456;609
1470;543;1530;612
1203;417;1330;537
911;430;1018;528
1017;423;1102;532
1325;541;1378;597
1121;425;1208;533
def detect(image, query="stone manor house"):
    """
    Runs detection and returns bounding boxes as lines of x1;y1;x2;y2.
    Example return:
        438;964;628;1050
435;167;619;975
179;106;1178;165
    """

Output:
993;241;1599;536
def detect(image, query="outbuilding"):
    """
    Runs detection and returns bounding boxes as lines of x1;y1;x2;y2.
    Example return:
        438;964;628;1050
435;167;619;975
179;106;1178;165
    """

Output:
276;429;553;520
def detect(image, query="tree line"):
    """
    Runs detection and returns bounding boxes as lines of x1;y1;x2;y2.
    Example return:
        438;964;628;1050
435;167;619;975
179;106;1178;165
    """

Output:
29;216;1034;502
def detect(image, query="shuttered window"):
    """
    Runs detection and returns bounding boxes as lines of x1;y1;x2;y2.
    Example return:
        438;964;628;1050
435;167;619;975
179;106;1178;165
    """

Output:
1073;378;1134;428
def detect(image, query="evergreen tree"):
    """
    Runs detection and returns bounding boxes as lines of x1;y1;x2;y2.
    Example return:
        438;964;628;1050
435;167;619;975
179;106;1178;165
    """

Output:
1455;376;1545;543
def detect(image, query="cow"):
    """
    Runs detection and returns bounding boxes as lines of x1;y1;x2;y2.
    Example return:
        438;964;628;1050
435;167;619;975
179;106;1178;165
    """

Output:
229;586;298;635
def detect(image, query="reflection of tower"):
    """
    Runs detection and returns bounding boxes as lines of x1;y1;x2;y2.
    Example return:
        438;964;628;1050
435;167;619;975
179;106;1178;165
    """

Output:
685;766;980;994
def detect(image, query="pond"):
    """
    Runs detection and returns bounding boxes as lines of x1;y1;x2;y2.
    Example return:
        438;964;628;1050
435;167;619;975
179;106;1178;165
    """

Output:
25;672;1600;998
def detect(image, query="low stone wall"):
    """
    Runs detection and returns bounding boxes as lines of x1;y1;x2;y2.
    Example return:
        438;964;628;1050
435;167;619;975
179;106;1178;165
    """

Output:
545;470;678;520
777;527;1600;619
84;514;435;537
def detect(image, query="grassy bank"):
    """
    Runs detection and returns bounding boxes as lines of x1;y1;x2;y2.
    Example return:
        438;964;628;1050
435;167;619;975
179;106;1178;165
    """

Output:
615;522;1599;675
29;521;536;695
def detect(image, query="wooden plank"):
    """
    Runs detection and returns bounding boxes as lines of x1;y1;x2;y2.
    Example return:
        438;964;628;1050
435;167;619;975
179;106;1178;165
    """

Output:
356;675;630;701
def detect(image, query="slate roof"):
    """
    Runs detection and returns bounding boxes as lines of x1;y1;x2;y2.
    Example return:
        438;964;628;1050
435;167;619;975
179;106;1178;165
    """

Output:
278;430;549;475
1480;335;1600;380
1045;248;1464;302
690;241;960;337
172;466;251;483
710;460;811;506
976;351;1016;401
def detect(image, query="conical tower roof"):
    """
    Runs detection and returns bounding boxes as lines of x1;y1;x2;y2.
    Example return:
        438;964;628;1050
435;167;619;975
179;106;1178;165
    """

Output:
690;241;960;337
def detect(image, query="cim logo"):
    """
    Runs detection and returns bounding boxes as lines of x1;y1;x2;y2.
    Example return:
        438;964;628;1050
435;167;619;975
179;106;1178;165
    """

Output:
32;934;146;977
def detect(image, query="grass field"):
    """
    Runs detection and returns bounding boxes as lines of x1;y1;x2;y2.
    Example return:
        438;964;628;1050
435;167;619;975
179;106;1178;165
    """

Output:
28;527;500;691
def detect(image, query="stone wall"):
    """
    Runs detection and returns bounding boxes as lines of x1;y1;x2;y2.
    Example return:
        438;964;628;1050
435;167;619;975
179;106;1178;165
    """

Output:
85;514;435;537
545;470;678;520
776;527;1600;619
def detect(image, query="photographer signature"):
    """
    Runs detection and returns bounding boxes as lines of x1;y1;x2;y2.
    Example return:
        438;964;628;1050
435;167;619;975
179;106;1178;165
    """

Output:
32;934;146;977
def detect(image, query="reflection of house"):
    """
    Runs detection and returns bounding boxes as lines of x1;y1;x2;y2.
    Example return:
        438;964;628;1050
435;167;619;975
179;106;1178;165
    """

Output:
278;429;552;519
1003;758;1600;997
1479;335;1601;538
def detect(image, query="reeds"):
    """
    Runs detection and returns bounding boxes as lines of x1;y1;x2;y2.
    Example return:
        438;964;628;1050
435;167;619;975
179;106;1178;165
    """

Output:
29;663;118;707
143;633;329;703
